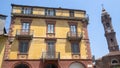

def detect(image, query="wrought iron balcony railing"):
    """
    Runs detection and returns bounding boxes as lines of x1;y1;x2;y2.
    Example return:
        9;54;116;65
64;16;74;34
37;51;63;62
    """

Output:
42;52;60;60
16;29;34;39
67;32;83;41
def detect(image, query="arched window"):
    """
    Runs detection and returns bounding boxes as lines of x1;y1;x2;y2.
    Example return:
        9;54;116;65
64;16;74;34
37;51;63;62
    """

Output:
111;59;119;64
106;23;110;27
14;63;29;68
69;62;85;68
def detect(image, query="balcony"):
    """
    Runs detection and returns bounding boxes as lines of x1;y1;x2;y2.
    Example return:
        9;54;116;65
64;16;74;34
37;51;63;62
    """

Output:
42;52;60;61
16;29;34;40
67;32;83;41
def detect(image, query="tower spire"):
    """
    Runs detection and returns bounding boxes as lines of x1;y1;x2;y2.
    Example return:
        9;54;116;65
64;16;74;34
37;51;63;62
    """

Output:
101;7;119;52
101;4;105;11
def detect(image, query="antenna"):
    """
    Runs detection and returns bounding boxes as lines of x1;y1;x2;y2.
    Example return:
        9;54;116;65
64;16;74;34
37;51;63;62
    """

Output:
101;4;104;9
101;4;105;11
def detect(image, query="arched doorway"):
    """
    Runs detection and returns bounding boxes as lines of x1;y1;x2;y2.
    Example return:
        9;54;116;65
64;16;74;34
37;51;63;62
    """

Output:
14;63;29;68
45;64;57;68
69;62;85;68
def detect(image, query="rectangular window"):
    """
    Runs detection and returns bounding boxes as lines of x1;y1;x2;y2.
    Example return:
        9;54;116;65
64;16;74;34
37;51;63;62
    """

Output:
47;24;54;33
71;43;80;54
19;41;29;53
70;25;77;36
22;23;30;32
22;7;32;14
70;10;74;17
45;9;55;16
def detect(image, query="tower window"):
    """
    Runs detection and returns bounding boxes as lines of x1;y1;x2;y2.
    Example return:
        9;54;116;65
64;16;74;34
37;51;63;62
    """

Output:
111;39;114;42
104;15;108;19
111;59;119;64
106;23;110;27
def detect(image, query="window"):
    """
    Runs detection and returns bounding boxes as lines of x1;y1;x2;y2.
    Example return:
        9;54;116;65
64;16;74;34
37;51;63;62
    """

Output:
22;7;32;14
104;15;108;19
70;25;77;36
19;41;29;53
70;25;77;33
70;10;74;17
111;59;119;64
45;9;55;16
47;41;55;53
47;41;55;58
106;23;110;27
22;23;30;32
71;43;80;54
47;24;54;33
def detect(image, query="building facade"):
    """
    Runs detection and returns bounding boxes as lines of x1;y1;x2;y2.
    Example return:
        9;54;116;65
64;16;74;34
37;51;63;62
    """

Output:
2;4;93;68
95;8;120;68
0;14;7;68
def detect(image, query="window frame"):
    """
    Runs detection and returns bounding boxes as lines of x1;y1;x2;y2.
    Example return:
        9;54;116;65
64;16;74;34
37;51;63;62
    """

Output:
20;19;32;34
18;40;30;54
46;41;56;58
70;25;77;33
68;22;78;37
47;24;54;33
46;41;55;53
71;42;80;54
45;9;55;16
22;7;32;14
70;10;74;17
111;59;119;65
46;20;56;34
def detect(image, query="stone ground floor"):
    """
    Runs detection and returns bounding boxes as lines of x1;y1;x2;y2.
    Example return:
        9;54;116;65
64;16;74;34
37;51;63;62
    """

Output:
2;59;93;68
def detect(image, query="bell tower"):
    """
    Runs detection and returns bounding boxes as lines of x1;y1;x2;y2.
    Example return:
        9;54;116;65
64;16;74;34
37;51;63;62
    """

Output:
101;8;119;52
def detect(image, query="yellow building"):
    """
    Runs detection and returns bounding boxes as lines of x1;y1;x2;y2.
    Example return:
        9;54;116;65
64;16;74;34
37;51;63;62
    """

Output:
2;4;93;68
0;14;7;68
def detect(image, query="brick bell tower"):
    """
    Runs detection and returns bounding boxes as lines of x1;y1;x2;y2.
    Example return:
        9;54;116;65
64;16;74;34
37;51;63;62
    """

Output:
101;8;119;52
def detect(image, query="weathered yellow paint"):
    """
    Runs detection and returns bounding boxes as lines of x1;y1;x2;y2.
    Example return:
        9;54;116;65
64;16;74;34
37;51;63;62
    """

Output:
10;17;88;59
74;11;85;18
12;6;85;18
80;40;87;59
0;36;7;68
10;6;88;60
9;40;18;59
12;18;22;36
31;19;46;37
12;7;22;13
28;39;46;59
33;8;45;15
56;10;69;17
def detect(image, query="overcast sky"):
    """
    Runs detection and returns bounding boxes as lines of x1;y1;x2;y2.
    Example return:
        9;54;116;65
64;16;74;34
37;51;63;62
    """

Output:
0;0;120;59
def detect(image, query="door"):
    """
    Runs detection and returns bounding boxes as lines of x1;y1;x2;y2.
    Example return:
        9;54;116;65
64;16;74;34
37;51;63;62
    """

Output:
47;41;55;59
